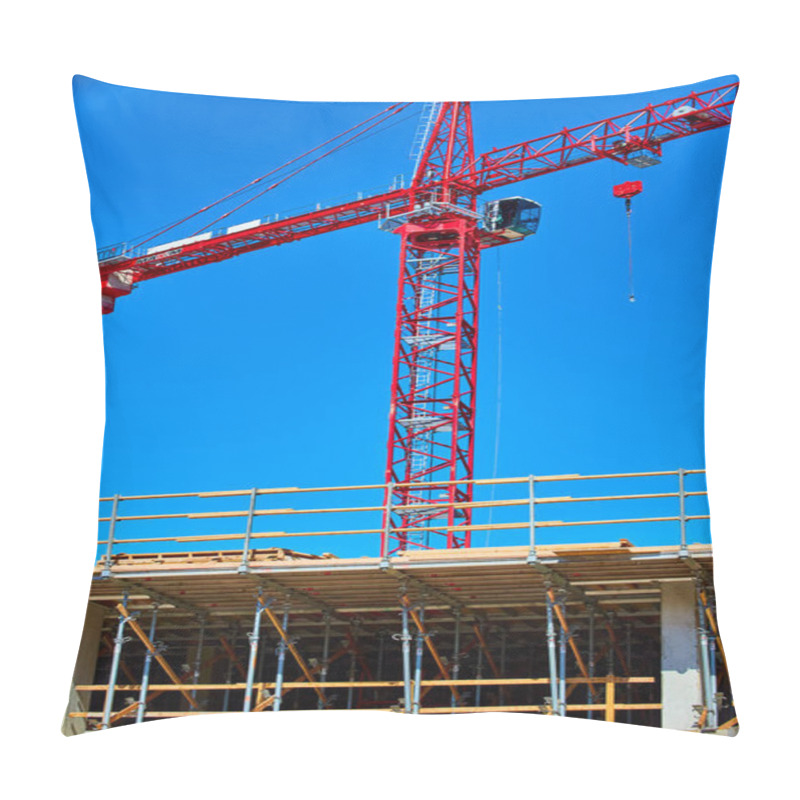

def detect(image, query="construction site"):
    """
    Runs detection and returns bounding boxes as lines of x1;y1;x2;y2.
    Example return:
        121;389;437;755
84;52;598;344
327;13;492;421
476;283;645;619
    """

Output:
65;469;736;733
67;80;739;734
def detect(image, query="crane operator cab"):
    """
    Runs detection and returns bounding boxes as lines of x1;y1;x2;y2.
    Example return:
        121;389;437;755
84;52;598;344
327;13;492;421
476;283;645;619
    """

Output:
483;197;542;242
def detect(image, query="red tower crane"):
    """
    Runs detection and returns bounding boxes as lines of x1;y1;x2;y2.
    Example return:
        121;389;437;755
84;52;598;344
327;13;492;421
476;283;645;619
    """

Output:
95;82;738;557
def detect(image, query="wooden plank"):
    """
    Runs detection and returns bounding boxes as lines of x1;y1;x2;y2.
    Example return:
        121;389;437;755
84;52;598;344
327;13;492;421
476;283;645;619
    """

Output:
418;703;662;714
419;705;547;714
605;678;615;722
75;676;655;692
108;700;141;725
100;470;704;504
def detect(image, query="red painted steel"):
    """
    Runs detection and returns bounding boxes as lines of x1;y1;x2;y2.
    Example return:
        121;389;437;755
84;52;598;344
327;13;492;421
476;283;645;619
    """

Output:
95;85;737;554
380;103;483;554
99;82;737;312
470;82;738;190
613;180;643;199
383;216;481;553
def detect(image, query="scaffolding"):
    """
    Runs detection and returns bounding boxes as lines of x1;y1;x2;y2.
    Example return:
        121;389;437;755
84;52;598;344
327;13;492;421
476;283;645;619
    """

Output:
66;469;736;734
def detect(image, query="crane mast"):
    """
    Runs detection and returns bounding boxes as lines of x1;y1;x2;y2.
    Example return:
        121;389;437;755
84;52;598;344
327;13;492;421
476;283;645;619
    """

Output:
95;84;738;556
383;103;481;553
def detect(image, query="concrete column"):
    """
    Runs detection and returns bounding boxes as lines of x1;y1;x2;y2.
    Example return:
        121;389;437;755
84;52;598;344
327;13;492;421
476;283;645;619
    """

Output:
63;602;106;735
660;580;702;731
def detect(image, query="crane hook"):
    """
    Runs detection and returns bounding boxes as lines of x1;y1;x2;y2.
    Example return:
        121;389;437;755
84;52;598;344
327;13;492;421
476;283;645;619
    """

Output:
613;181;643;302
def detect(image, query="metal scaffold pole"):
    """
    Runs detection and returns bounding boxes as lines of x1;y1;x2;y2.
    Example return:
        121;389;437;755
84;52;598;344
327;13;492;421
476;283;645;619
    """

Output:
346;626;358;710
527;475;537;563
319;613;332;711
709;631;719;727
607;611;616;676
451;608;462;710
545;588;558;716
558;621;567;717
696;582;717;730
222;629;237;712
397;597;413;713
273;599;291;712
243;593;265;712
101;494;120;579
135;604;159;724
101;592;129;729
412;605;425;714
475;626;484;707
587;603;596;719
626;622;633;723
192;615;206;701
238;487;259;574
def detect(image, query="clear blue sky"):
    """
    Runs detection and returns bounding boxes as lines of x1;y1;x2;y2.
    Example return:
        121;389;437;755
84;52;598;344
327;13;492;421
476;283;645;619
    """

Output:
74;75;736;556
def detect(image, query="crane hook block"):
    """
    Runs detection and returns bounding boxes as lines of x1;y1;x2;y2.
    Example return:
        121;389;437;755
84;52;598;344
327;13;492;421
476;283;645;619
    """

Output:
613;181;643;200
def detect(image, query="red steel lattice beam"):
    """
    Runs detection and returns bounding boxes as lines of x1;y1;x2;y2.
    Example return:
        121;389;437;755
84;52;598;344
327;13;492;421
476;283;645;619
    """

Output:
99;84;736;311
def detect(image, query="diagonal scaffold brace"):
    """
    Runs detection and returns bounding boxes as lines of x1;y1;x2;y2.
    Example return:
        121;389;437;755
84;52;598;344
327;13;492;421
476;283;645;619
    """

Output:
260;597;328;708
401;593;462;705
115;602;199;710
545;588;600;703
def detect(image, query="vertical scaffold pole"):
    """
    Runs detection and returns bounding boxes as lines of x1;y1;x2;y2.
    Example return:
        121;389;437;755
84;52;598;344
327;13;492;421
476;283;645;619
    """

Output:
526;476;537;564
375;629;387;704
101;592;129;729
381;481;394;568
347;651;357;710
238;487;259;574
397;601;413;713
412;605;425;714
545;588;558;715
319;613;332;711
192;615;206;701
709;631;719;728
625;622;633;723
500;629;508;706
696;582;716;730
346;623;358;710
607;611;616;676
678;468;688;556
222;629;237;712
135;605;159;724
475;625;484;707
243;593;265;712
273;600;291;712
587;603;596;720
376;630;386;680
558;621;567;717
101;494;121;579
451;608;462;710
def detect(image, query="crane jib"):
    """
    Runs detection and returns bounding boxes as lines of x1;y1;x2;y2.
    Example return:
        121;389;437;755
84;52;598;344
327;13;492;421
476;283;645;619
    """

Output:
98;82;736;299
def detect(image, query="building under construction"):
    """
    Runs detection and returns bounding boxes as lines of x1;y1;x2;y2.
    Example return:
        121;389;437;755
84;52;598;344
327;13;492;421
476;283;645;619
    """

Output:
64;469;737;734
68;82;739;735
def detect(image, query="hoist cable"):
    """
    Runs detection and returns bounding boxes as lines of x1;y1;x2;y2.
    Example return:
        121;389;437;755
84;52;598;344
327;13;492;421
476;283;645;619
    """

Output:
485;247;504;546
626;202;635;302
122;102;411;253
191;103;413;235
